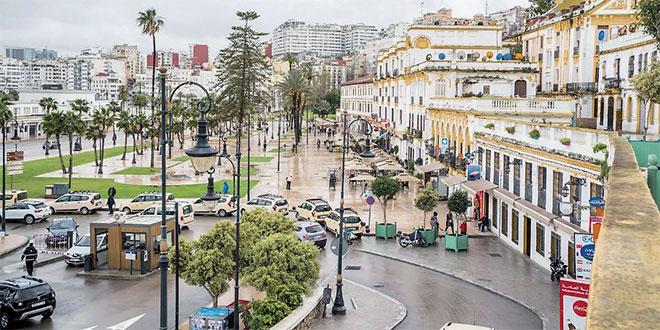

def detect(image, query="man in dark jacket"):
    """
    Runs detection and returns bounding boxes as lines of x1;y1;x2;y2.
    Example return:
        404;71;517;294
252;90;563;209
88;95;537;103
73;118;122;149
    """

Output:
445;212;455;235
107;186;117;214
21;243;38;276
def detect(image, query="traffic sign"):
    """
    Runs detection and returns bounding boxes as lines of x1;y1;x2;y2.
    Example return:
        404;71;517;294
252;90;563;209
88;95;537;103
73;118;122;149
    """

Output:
366;196;375;205
440;137;449;154
330;237;349;257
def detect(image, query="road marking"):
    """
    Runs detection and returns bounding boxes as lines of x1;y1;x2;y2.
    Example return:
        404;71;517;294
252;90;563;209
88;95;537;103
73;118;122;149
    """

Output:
106;314;145;330
81;327;97;330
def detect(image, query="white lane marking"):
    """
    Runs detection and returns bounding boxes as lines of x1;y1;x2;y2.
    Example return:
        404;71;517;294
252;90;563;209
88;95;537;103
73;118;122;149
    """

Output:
81;327;97;330
106;314;145;330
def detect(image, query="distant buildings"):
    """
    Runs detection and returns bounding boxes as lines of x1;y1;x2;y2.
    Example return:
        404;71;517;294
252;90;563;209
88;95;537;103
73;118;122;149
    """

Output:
146;50;180;68
112;44;143;82
5;47;58;61
190;44;209;68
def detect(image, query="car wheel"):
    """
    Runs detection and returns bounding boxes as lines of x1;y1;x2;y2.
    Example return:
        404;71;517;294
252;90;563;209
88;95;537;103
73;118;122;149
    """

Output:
0;312;9;329
80;207;89;215
49;206;56;214
240;208;245;215
42;310;52;319
122;207;131;214
294;211;300;220
24;215;35;225
218;209;227;217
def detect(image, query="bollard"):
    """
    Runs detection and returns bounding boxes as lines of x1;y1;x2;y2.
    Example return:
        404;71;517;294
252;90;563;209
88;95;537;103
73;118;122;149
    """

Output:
648;154;659;208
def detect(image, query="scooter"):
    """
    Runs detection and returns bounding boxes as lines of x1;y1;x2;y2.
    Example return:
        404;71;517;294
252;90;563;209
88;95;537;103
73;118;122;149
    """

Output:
397;229;429;248
550;256;568;282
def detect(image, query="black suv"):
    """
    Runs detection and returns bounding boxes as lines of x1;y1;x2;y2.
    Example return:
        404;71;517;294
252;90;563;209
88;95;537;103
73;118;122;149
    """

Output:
0;276;56;328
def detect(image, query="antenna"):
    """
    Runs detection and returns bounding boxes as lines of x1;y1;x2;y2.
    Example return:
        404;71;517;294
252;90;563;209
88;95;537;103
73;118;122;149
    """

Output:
420;1;425;17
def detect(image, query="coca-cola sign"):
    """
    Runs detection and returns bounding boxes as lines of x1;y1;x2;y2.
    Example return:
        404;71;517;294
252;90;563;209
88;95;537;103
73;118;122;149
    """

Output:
572;300;588;317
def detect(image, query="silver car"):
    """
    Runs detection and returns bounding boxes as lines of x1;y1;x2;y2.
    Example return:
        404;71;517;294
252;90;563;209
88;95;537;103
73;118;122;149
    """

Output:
294;221;327;248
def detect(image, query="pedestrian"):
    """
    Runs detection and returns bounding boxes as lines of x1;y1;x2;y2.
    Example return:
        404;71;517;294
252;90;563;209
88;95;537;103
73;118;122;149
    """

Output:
478;215;489;232
445;212;455;235
317;138;321;150
21;243;38;276
430;211;439;231
286;175;292;190
263;142;267;152
107;186;117;198
107;195;115;214
223;182;230;194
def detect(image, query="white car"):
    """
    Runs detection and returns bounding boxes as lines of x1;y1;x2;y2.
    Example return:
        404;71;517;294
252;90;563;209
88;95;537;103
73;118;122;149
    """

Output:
192;195;237;217
1;200;51;224
49;192;103;215
139;202;195;227
64;233;108;266
120;192;174;214
241;194;289;214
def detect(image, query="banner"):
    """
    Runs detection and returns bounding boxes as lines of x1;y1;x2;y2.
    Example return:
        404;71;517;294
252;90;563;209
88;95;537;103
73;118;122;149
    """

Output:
574;233;595;281
560;279;590;330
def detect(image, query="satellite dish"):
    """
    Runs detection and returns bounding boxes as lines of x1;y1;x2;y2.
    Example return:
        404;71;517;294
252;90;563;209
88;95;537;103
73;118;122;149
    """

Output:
426;54;432;61
457;51;466;60
439;53;446;60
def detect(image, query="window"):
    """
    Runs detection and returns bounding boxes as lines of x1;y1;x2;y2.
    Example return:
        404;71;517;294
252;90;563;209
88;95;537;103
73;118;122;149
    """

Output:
492;198;498;228
538;166;547;208
550;232;561;260
122;232;147;250
535;223;545;255
483;85;491;95
513;160;521;196
501;203;509;236
503;155;510;189
485;150;492;181
590;182;604;199
511;210;519;244
153;231;174;254
628;55;635;78
552;171;564;214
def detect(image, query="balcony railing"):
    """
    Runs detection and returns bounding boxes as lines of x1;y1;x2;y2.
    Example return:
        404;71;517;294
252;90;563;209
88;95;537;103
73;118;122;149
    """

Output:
566;82;598;93
525;183;533;202
429;98;576;113
514;178;520;196
538;188;546;209
604;78;621;89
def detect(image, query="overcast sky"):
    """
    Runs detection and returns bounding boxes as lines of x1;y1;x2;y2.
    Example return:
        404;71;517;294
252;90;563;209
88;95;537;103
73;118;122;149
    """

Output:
1;0;530;57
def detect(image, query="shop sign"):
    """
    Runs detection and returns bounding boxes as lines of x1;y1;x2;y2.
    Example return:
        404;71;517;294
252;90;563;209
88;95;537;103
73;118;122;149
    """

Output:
440;137;448;154
574;233;594;281
466;164;482;181
559;278;590;330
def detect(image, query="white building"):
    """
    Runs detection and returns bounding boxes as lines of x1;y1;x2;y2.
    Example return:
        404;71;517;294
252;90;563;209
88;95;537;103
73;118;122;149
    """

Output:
66;59;92;90
314;59;349;89
0;57;27;90
112;44;143;82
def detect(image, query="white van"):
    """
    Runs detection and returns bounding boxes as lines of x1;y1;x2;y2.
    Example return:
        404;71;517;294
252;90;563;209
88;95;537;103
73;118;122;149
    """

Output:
139;202;194;228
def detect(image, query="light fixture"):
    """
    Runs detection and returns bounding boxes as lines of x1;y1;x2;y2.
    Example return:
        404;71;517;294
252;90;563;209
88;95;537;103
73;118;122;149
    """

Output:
185;100;218;174
360;136;375;158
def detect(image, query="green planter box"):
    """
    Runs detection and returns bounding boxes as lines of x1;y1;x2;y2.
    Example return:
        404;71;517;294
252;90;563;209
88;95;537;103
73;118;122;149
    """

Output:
375;223;397;239
444;234;468;252
420;228;438;245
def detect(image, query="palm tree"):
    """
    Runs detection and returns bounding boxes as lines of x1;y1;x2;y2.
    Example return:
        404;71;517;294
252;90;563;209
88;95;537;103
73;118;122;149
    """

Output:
70;99;90;150
107;100;121;146
62;112;85;178
137;8;165;168
116;110;132;160
0;95;13;142
38;97;58;155
131;93;148;115
92;107;114;174
84;121;101;166
278;69;311;149
282;53;298;71
42;112;67;173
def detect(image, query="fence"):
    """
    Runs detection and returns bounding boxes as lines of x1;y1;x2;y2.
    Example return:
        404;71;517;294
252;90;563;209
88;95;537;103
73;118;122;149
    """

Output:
32;233;74;254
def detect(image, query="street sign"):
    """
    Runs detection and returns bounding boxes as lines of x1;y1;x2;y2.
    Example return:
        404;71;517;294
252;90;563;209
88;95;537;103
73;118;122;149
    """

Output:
330;237;349;257
440;137;449;154
6;151;24;161
125;251;136;261
6;151;24;175
366;196;375;205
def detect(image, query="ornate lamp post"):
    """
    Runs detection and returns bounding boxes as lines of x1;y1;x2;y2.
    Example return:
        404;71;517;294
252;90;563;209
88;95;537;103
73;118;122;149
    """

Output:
333;112;374;315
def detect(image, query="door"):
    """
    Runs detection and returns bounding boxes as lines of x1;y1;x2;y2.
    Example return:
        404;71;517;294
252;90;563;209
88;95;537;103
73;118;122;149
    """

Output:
55;195;72;211
483;192;490;226
94;229;109;269
523;216;531;257
607;97;614;130
514;80;527;97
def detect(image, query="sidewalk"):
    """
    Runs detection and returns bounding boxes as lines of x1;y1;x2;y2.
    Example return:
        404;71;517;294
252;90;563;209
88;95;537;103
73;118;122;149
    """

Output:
357;237;558;330
0;234;29;257
309;279;406;330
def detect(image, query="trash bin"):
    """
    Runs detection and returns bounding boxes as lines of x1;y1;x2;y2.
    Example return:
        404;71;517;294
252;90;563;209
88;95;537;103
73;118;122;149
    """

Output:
83;254;93;272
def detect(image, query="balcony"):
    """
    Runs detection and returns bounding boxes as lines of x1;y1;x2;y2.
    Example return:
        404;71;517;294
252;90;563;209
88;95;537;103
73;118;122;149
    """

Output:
604;78;621;89
538;188;546;209
566;82;597;93
525;183;533;202
430;97;576;114
408;60;538;74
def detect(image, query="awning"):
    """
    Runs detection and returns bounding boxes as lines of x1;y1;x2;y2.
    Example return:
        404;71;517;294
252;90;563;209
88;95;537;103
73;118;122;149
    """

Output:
493;187;520;204
461;179;497;195
513;198;558;226
441;175;466;186
416;162;447;173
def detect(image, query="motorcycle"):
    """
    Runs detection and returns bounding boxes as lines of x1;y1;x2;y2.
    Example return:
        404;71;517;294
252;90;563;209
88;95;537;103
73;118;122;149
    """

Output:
550;256;568;282
397;229;428;248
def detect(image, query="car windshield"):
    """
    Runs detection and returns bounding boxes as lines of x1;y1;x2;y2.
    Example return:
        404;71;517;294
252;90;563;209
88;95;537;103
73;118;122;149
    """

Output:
182;205;192;215
76;235;91;247
51;220;74;229
315;204;332;212
344;215;361;224
16;284;50;299
275;199;288;206
31;202;48;209
306;225;324;233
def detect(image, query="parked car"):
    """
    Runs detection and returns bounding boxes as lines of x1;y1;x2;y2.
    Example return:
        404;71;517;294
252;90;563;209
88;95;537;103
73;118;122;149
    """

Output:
45;218;78;246
120;192;174;214
294;221;327;248
192;194;237;217
325;208;365;239
48;191;102;215
295;198;333;227
139;202;194;228
1;200;51;224
64;233;108;266
42;140;59;150
242;194;289;214
0;190;28;207
0;276;56;328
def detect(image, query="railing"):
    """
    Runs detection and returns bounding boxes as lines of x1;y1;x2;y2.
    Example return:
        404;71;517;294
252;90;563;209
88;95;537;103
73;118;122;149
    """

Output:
538;188;546;209
604;78;621;89
566;82;598;93
514;177;521;196
430;97;576;113
525;183;533;202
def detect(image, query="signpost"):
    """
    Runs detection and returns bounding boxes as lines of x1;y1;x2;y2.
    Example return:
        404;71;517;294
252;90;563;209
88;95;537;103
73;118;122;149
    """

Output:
559;278;590;330
574;233;595;281
6;151;23;190
366;195;375;233
330;237;349;257
440;137;449;155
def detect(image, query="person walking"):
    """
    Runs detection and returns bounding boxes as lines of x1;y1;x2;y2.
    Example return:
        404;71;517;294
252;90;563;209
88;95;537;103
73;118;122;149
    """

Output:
479;215;489;232
263;142;267;153
445;212;455;235
286;175;292;190
21;243;38;276
430;211;439;231
107;186;117;214
317;138;321;150
223;182;230;194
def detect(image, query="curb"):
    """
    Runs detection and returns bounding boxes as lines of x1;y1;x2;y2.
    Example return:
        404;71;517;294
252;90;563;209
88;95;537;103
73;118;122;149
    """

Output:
344;279;407;329
35;255;64;268
272;273;334;330
356;248;551;330
0;235;29;258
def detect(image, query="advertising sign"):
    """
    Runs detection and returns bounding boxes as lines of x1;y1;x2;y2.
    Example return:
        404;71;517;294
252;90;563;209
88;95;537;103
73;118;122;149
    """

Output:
466;164;482;181
574;233;595;281
440;137;449;154
6;151;24;175
560;278;590;330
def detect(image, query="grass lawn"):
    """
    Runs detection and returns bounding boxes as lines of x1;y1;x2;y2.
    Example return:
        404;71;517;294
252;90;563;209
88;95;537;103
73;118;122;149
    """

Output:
4;146;258;199
246;156;273;163
112;167;161;175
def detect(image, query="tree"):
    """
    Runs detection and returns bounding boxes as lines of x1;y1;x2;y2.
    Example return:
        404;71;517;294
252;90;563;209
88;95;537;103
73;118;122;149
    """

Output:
415;184;441;228
528;0;554;17
282;52;298;71
371;176;401;224
0;95;13;151
638;0;660;45
278;69;311;148
631;60;660;140
92;106;114;169
131;92;148;114
243;297;291;330
323;88;341;112
84;121;102;166
169;221;235;308
312;100;333;118
42;112;66;173
107;100;121;146
137;8;165;168
0;90;18;102
62;111;86;176
39;97;58;154
448;190;471;222
116;110;131;160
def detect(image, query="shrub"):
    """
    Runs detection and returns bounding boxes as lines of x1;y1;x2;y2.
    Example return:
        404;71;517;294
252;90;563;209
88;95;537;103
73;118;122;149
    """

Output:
560;137;571;145
528;129;540;139
484;123;495;129
244;297;291;330
505;126;516;134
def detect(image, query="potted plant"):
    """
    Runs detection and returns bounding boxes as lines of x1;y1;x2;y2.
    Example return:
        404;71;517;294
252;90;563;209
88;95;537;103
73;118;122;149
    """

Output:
560;137;571;146
505;126;516;134
445;190;471;252
372;176;401;239
529;129;540;140
414;184;441;245
484;123;495;129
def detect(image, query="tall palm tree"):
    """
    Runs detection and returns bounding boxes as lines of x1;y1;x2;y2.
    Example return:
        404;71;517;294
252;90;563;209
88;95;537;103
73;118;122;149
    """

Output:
116;110;132;160
38;97;58;155
42;112;67;173
107;100;121;146
0;94;13;135
69;99;90;150
131;93;148;115
282;53;298;71
278;69;311;149
137;8;165;168
84;121;101;166
93;107;114;173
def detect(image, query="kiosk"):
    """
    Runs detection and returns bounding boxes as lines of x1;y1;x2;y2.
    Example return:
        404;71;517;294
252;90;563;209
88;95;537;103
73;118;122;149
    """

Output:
89;214;176;273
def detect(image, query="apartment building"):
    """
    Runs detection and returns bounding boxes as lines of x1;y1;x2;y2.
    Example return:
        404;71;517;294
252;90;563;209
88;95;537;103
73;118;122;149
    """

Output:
271;20;378;57
112;44;143;81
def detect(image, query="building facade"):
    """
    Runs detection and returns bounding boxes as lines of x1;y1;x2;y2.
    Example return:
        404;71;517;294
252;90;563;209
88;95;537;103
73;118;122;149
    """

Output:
5;47;58;61
190;44;209;68
112;44;143;82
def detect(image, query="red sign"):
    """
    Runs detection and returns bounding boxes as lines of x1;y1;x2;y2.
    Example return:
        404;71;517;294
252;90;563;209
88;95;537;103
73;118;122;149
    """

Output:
560;278;590;330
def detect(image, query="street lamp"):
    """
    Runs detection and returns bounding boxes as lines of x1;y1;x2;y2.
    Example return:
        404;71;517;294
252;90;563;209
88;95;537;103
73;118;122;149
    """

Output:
1;121;6;234
277;112;281;172
559;177;587;224
333;112;374;315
